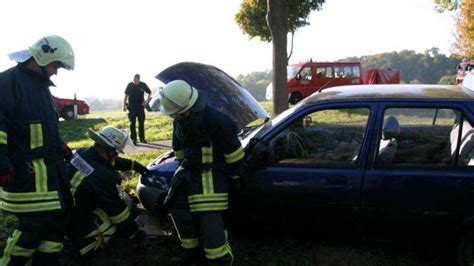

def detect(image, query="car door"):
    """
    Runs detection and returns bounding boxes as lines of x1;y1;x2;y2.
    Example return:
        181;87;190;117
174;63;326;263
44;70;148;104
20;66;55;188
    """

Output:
244;103;376;234
361;101;474;243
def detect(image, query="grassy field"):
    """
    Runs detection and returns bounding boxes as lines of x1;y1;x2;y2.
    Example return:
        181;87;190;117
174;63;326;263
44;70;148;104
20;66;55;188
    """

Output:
61;102;273;149
61;111;173;149
0;103;456;265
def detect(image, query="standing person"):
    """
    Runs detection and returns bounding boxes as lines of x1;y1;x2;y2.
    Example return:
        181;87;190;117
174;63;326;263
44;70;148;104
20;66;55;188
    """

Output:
123;74;151;145
0;35;75;265
153;80;245;265
65;126;147;259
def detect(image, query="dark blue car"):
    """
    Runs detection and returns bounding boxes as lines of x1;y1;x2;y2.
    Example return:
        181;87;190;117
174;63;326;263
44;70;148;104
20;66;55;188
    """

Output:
140;63;474;265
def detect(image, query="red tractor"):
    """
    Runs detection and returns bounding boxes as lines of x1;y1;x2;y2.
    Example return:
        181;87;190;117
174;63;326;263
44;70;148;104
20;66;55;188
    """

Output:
52;95;89;120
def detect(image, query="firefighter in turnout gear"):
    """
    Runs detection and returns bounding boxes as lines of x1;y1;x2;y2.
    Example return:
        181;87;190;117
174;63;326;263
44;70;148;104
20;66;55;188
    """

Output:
65;126;148;258
0;35;75;266
152;80;245;265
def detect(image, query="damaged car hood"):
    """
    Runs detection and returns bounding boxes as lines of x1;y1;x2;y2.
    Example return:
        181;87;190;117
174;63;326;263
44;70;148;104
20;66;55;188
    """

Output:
156;62;269;130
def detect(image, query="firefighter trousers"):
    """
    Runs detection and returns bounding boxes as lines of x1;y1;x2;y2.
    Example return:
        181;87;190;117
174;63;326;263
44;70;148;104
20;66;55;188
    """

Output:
65;209;117;259
170;185;233;265
0;212;68;266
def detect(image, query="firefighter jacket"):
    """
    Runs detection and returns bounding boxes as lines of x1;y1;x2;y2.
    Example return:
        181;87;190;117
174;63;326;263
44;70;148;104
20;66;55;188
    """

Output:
172;103;245;213
0;64;70;214
66;147;137;239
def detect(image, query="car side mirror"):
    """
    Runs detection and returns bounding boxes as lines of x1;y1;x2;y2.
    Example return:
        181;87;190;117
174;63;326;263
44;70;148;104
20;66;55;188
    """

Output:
247;138;268;169
295;74;301;80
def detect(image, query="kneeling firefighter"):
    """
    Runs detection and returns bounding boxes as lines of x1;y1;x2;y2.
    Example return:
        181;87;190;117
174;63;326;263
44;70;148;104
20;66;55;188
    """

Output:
65;126;148;258
149;80;245;265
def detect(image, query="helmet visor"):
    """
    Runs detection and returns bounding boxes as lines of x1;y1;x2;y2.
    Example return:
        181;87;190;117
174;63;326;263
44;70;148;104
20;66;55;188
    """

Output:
121;136;136;154
59;61;73;71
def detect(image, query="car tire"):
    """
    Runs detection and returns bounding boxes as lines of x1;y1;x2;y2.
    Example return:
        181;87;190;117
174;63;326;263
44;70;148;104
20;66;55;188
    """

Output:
457;229;474;266
289;92;303;105
61;106;75;120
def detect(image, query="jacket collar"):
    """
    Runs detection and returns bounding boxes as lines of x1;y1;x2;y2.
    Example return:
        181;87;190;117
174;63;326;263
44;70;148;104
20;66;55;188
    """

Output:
16;63;55;87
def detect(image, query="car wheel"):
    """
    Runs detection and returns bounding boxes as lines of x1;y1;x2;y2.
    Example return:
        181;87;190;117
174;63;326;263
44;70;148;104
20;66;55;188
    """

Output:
61;106;75;120
457;229;474;266
289;92;303;105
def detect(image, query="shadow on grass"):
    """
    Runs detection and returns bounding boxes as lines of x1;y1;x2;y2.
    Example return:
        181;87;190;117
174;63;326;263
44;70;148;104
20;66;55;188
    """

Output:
59;118;107;143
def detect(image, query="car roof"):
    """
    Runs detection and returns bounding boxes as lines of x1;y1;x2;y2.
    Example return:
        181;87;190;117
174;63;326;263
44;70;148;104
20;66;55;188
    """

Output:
303;84;474;104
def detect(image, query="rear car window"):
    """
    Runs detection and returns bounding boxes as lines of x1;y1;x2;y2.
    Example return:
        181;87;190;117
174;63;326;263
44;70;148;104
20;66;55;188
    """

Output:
375;107;473;167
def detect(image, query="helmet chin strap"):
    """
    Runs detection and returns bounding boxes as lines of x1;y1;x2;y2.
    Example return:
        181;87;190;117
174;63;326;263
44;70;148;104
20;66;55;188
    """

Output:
105;149;118;162
95;143;117;162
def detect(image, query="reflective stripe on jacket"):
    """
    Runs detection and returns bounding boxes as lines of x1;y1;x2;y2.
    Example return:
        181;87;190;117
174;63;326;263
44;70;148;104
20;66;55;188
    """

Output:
0;65;68;214
66;147;136;239
172;105;244;213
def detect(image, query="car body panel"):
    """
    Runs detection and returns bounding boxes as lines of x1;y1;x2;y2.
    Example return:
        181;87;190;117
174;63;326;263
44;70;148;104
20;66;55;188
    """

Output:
156;62;270;130
360;101;474;243
235;101;378;234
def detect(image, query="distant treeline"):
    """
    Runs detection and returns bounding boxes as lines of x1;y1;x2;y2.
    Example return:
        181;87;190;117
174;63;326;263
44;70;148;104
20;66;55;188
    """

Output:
88;49;462;110
86;88;158;112
85;98;123;112
236;48;462;101
340;47;460;85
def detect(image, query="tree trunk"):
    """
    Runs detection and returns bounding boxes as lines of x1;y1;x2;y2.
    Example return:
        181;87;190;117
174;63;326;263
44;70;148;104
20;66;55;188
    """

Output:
267;0;288;115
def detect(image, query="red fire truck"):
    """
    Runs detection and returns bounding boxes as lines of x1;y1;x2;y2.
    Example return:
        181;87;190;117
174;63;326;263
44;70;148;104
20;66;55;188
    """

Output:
286;61;400;104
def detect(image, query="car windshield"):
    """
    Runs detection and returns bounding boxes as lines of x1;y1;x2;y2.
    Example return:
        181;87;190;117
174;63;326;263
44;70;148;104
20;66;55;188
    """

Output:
287;66;301;80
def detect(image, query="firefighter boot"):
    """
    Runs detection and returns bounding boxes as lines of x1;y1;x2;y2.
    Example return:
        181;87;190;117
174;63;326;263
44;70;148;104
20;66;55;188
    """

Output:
171;247;205;265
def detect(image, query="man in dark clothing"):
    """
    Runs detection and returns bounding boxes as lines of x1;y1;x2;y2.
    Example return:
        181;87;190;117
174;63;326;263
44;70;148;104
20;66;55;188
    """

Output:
0;35;75;266
151;80;245;265
123;74;152;145
65;126;147;259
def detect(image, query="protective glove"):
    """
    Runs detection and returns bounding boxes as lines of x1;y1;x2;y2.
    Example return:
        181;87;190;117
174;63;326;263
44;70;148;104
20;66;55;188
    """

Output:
227;160;247;194
163;165;188;206
61;143;73;161
153;191;167;208
133;162;149;176
129;229;148;247
152;192;169;221
229;175;242;194
113;171;126;185
0;168;13;187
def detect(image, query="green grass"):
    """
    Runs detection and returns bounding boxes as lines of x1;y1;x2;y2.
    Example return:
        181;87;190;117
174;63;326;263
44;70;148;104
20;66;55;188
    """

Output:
61;103;272;149
60;112;172;149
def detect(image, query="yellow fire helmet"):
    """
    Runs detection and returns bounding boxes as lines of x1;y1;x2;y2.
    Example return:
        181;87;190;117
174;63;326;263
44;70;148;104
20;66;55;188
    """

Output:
156;80;199;115
87;127;134;153
8;35;75;70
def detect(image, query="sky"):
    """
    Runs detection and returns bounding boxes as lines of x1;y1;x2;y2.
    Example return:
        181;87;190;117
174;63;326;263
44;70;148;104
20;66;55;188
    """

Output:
0;0;456;100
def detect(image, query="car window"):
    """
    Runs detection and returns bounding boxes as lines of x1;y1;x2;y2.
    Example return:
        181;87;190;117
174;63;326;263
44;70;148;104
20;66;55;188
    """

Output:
374;107;472;167
343;66;353;78
451;116;474;166
268;107;370;167
300;67;312;80
316;67;333;78
334;66;344;78
352;66;361;78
